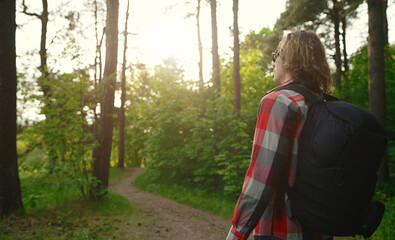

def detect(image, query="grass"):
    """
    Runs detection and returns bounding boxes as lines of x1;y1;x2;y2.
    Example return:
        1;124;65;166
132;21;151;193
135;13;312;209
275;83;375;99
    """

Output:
368;174;395;239
108;167;132;185
1;193;134;239
19;167;130;213
134;169;236;219
20;173;80;213
0;167;134;239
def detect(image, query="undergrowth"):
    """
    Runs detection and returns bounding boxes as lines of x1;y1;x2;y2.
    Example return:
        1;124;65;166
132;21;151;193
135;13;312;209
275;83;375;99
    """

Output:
0;168;133;239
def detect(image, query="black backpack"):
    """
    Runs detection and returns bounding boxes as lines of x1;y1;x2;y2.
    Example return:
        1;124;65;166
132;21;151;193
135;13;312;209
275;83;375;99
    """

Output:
275;83;387;238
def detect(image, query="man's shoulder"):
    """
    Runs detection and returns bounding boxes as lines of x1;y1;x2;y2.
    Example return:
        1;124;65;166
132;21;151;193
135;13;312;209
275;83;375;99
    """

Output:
264;88;306;106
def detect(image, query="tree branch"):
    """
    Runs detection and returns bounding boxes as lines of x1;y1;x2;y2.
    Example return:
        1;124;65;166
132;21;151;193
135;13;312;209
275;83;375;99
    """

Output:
22;0;42;19
47;28;63;50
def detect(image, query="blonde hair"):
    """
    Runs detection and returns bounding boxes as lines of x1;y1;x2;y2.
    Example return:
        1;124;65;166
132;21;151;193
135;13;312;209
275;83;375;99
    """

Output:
277;30;332;93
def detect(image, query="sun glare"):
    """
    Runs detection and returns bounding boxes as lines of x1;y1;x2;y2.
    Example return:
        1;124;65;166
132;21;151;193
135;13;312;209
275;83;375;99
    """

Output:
147;19;195;63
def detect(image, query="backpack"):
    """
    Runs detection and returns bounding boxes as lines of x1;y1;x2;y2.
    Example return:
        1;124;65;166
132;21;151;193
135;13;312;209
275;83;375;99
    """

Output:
274;83;387;238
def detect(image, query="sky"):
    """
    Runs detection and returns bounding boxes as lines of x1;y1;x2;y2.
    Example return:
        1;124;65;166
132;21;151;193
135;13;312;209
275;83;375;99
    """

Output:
126;0;288;80
15;0;395;121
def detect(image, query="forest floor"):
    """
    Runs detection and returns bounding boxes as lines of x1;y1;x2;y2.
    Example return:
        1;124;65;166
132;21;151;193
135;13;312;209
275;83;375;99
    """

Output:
0;168;235;239
109;168;233;239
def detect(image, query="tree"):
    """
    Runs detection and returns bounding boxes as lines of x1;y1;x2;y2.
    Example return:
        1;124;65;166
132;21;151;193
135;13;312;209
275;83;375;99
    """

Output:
233;0;240;117
21;0;59;171
93;0;106;139
367;0;389;182
328;0;362;90
92;0;119;192
22;0;49;96
0;0;24;216
275;0;327;30
197;0;204;91
118;0;130;169
209;0;221;95
331;0;343;90
184;0;204;92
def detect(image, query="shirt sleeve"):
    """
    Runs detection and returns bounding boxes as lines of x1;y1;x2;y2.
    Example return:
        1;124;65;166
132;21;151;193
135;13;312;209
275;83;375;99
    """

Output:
226;91;301;240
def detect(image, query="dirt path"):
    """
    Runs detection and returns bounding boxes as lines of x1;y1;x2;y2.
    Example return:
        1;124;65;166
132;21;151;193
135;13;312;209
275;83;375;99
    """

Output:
109;168;234;240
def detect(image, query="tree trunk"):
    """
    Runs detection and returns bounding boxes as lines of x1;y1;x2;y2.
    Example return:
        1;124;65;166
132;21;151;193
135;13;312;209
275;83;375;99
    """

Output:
233;0;240;118
118;0;129;169
210;0;220;96
341;16;349;74
197;0;204;92
93;0;99;144
332;0;342;91
341;15;350;100
93;0;105;150
40;0;48;92
367;0;389;183
0;0;24;216
92;0;119;192
22;0;49;95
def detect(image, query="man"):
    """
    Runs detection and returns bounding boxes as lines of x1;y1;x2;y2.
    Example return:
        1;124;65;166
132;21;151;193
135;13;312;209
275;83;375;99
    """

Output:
226;30;333;240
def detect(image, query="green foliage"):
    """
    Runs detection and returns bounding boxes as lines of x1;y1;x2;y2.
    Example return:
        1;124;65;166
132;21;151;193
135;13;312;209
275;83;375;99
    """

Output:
20;168;131;214
276;0;328;31
39;71;96;199
338;45;369;110
18;69;99;199
384;44;395;138
125;30;278;197
388;140;395;174
21;172;80;213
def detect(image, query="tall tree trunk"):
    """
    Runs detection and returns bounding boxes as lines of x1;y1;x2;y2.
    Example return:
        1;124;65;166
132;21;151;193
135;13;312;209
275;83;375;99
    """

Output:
22;0;48;96
197;0;204;91
332;0;342;91
0;0;24;216
341;15;350;100
210;0;220;96
118;0;129;169
39;0;48;92
341;16;349;74
233;0;240;118
92;0;119;192
93;0;106;149
367;0;388;183
93;0;99;144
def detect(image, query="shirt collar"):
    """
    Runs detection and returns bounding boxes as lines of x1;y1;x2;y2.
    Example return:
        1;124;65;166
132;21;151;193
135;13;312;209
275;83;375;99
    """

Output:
265;79;294;96
277;79;294;88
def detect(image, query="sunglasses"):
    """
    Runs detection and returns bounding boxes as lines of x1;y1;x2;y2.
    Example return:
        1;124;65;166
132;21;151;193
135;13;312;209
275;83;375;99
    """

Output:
272;50;280;62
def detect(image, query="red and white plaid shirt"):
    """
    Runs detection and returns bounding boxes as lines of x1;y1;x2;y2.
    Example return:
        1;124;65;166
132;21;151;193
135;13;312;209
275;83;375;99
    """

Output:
226;80;333;240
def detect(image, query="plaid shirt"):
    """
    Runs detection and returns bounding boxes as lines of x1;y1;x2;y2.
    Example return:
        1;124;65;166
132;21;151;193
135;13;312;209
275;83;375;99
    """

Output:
226;80;333;240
